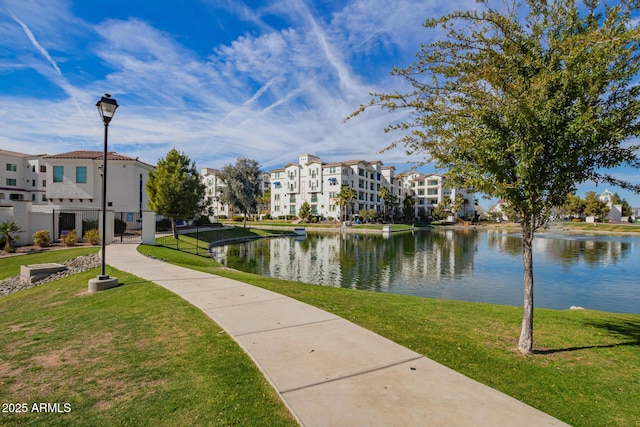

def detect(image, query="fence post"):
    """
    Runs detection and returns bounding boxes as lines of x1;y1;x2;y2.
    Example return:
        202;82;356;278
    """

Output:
142;211;156;245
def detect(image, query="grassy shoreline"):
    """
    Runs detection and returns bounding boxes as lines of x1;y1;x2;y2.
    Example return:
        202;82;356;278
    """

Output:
138;240;640;427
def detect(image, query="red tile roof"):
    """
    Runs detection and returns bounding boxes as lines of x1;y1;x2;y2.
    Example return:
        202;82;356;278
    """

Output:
42;150;138;161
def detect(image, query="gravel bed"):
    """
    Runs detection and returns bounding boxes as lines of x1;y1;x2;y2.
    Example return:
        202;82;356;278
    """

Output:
0;254;101;297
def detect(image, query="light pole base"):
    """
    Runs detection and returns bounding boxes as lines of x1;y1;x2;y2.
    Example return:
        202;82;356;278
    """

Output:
88;276;119;293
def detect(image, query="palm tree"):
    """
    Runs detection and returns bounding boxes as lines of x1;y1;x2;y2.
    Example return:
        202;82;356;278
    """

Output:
378;186;392;222
0;220;23;253
451;193;466;219
335;184;357;222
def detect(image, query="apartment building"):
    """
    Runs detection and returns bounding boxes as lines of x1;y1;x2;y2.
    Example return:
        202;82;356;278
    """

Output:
270;154;404;219
270;154;474;220
399;172;474;219
0;149;48;206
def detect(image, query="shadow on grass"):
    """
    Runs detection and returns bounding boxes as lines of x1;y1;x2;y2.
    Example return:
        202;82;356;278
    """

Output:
535;318;640;354
534;341;639;355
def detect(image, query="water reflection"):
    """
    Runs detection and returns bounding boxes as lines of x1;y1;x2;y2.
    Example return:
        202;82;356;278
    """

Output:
215;229;640;313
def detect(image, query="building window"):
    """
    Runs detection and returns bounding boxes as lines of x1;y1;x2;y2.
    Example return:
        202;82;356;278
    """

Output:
42;194;47;202
289;205;296;215
6;163;17;172
10;194;23;201
290;195;296;203
76;167;87;183
6;178;16;186
42;180;46;187
53;166;64;183
40;165;46;173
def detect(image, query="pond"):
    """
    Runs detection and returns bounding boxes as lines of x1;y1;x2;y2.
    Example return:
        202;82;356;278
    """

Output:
212;229;640;314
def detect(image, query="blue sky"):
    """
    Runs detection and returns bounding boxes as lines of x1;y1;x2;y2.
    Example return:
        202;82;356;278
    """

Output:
1;0;639;208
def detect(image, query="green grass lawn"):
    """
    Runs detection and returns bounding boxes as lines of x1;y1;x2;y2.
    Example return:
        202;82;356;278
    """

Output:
558;222;640;233
0;264;296;426
138;244;640;427
156;227;292;255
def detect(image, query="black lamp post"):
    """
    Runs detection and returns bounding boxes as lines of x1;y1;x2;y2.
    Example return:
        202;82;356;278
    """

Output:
96;94;118;280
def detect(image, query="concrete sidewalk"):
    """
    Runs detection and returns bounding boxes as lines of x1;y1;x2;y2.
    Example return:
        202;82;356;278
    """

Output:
105;244;568;426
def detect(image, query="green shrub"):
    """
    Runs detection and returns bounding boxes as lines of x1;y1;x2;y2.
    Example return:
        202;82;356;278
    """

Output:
82;218;99;231
33;230;51;248
262;214;272;220
83;229;101;245
217;215;228;220
232;216;244;222
61;230;77;247
114;218;127;234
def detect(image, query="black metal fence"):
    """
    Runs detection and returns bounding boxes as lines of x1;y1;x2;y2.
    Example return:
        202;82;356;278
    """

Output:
155;221;224;256
114;211;142;243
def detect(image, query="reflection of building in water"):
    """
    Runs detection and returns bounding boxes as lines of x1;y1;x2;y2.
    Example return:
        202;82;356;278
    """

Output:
261;230;477;290
397;229;476;283
267;236;344;288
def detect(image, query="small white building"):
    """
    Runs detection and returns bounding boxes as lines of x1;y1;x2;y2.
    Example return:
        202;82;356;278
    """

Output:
1;149;155;245
42;150;154;213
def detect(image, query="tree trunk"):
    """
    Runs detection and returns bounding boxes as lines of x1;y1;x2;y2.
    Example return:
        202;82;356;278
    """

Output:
171;218;178;240
518;221;535;355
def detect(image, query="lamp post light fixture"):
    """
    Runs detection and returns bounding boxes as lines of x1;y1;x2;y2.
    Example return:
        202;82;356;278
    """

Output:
89;94;119;293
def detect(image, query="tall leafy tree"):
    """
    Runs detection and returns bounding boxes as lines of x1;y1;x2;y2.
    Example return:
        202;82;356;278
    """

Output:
349;0;640;354
378;186;397;222
402;194;417;222
562;193;586;218
583;191;610;220
298;201;312;222
219;158;262;228
146;149;206;239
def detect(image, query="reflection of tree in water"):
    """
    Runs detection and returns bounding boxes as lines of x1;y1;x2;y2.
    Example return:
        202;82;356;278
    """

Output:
485;232;632;269
486;231;522;257
225;240;268;271
541;236;630;269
